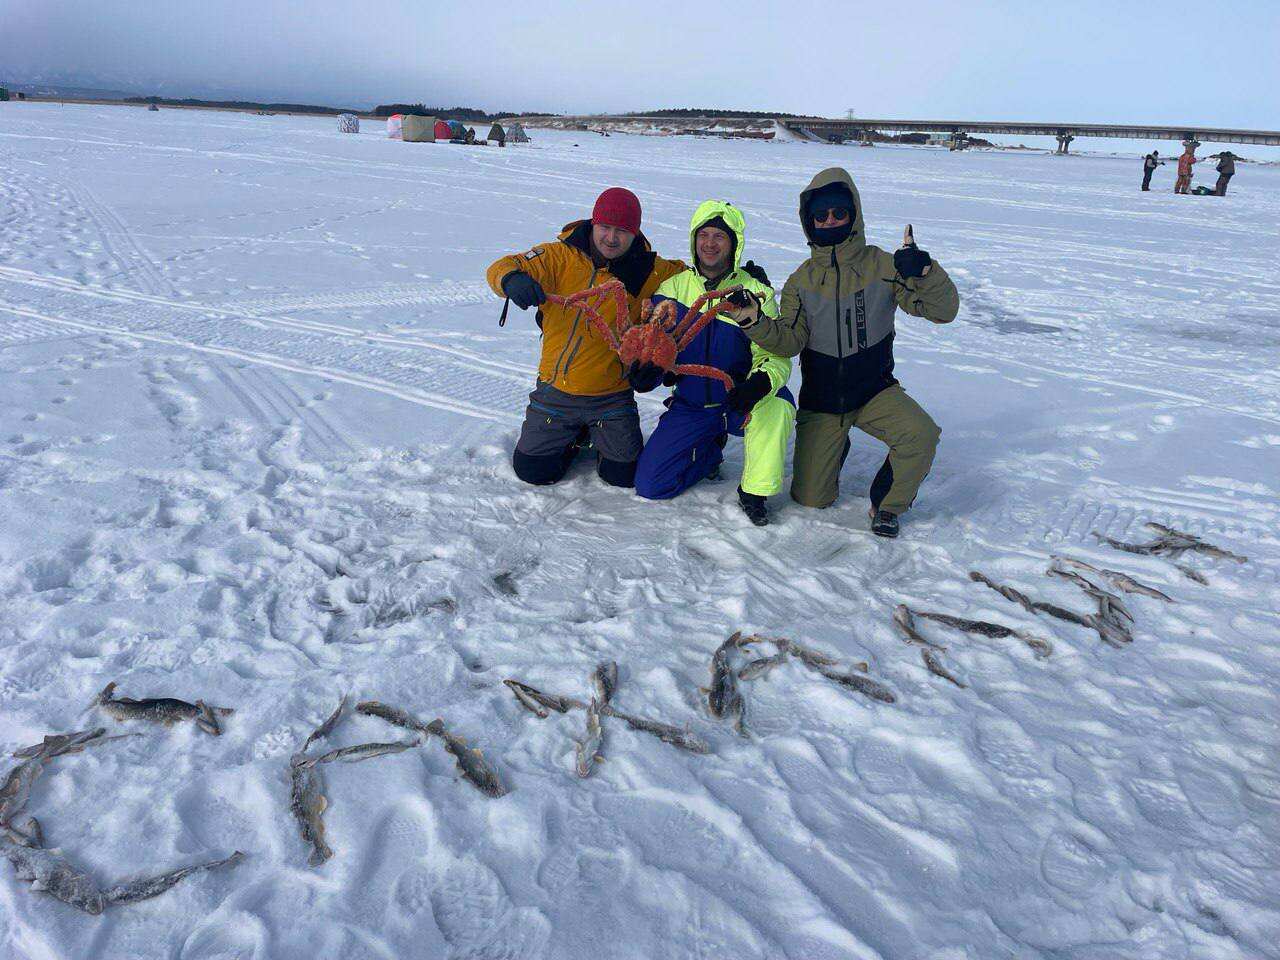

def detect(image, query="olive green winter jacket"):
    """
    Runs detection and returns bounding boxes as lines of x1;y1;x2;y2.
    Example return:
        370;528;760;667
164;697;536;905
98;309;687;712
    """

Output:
743;167;959;413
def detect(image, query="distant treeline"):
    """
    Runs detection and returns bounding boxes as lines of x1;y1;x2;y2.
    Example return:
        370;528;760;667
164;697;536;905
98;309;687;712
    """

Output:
118;97;553;119
124;97;362;115
372;103;556;120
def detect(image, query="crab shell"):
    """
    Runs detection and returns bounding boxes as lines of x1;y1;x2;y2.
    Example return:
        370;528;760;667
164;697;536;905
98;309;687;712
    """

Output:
618;324;677;371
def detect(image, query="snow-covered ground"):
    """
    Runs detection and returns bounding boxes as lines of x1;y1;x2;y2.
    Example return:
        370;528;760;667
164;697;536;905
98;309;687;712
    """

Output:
1;102;1278;960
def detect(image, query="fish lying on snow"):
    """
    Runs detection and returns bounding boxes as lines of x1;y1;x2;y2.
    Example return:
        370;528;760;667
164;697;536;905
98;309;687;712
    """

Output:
574;699;605;778
906;607;1053;659
503;678;706;754
707;633;747;735
4;838;244;914
355;700;436;735
289;695;349;865
2;814;243;913
894;605;965;687
814;667;898;703
732;634;889;703
592;661;619;706
970;569;1132;648
1094;522;1246;564
292;740;419;769
1052;556;1174;602
289;761;332;866
3;727;134;836
602;707;710;754
358;700;510;798
13;727;132;760
427;719;509;797
921;649;966;688
502;679;585;718
94;682;234;736
738;651;789;681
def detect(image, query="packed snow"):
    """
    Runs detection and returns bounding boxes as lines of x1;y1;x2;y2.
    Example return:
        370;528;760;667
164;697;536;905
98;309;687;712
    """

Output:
1;102;1278;960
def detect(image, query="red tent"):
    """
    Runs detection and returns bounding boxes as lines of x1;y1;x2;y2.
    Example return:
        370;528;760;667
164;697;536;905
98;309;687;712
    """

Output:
434;120;452;140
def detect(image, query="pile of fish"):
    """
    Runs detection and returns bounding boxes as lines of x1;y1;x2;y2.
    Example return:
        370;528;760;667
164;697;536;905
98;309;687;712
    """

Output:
289;695;507;867
505;661;710;778
1094;521;1247;583
899;524;1244;688
970;568;1135;649
1;726;243;914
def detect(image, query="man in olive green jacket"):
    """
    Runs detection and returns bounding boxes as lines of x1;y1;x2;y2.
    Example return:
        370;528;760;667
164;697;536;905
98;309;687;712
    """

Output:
735;167;959;537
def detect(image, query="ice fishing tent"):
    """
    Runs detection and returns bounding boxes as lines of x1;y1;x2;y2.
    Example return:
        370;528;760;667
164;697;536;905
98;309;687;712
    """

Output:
401;115;437;142
434;119;453;140
487;122;506;143
445;120;468;140
338;113;360;134
387;114;403;139
508;122;530;143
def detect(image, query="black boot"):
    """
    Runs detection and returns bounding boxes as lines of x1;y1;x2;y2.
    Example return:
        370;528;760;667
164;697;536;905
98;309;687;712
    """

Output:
870;508;899;538
738;487;769;527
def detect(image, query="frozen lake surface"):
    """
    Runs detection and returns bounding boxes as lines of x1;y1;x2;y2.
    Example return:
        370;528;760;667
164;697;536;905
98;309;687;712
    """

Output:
1;103;1278;960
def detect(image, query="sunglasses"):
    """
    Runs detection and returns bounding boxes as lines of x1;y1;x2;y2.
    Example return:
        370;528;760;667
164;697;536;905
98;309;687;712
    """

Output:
811;205;852;224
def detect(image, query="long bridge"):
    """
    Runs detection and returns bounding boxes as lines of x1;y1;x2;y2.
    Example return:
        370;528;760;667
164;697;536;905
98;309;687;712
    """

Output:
782;118;1280;152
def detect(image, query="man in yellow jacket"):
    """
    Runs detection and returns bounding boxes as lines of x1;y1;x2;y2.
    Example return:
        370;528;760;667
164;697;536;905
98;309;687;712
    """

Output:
486;188;685;487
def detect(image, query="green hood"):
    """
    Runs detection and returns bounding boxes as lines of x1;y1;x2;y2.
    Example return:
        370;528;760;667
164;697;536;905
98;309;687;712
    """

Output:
688;199;746;275
798;167;867;251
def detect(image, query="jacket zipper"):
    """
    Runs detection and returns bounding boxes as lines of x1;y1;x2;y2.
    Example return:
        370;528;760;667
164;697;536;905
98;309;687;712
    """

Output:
831;248;843;408
554;266;597;383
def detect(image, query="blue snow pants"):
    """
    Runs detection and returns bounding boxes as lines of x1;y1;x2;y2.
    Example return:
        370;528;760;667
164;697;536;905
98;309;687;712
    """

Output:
635;388;795;501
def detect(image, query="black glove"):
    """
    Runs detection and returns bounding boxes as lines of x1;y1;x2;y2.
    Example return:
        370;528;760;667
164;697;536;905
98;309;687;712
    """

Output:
894;246;932;279
627;361;664;394
501;271;547;310
741;260;770;286
725;371;772;415
661;371;677;387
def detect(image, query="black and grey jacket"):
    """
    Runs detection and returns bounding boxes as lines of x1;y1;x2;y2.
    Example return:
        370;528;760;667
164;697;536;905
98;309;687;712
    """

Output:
744;167;960;414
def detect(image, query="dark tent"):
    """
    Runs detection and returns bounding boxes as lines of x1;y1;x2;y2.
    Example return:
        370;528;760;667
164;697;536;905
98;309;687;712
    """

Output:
487;123;506;144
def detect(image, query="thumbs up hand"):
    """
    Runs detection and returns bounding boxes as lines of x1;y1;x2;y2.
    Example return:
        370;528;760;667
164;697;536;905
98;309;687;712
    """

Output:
893;224;932;279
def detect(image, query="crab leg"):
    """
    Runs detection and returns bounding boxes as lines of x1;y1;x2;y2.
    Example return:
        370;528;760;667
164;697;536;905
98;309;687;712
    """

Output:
675;301;741;352
546;281;631;351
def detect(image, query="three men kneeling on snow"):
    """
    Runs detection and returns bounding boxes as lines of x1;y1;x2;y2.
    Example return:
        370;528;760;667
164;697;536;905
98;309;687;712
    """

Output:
486;167;959;537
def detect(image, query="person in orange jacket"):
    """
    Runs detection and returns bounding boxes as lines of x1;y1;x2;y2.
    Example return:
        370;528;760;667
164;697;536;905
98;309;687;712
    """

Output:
485;188;686;487
1174;147;1203;195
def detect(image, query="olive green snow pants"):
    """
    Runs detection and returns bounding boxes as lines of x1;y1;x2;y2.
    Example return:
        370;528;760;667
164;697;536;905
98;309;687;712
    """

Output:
791;384;941;514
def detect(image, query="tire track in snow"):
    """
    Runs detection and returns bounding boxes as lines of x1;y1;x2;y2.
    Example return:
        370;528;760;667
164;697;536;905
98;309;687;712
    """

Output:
0;265;535;384
0;302;520;425
63;181;176;298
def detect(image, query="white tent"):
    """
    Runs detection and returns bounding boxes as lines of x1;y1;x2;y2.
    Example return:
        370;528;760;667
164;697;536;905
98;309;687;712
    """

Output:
386;115;403;139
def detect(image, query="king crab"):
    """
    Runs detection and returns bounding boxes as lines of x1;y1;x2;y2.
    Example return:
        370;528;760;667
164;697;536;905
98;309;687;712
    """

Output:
545;280;753;420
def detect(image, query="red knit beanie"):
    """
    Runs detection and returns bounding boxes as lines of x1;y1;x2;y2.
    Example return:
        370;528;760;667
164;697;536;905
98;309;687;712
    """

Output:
591;187;641;235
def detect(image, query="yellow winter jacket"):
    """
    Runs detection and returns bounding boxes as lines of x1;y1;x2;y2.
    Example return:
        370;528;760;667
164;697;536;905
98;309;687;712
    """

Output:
486;220;685;396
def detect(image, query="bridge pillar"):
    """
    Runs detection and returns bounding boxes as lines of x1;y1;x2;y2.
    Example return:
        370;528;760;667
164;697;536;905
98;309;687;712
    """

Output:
1055;133;1075;154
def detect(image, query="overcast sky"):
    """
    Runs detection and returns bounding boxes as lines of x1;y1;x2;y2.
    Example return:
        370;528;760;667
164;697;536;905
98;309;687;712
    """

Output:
2;0;1275;127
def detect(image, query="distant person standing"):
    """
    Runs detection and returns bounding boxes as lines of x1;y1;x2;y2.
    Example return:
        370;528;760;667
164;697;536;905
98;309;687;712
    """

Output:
1214;152;1236;196
1174;146;1202;195
1141;150;1163;191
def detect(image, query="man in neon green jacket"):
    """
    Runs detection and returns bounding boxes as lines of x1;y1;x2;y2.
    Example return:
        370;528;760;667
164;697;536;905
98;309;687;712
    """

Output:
633;200;795;526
